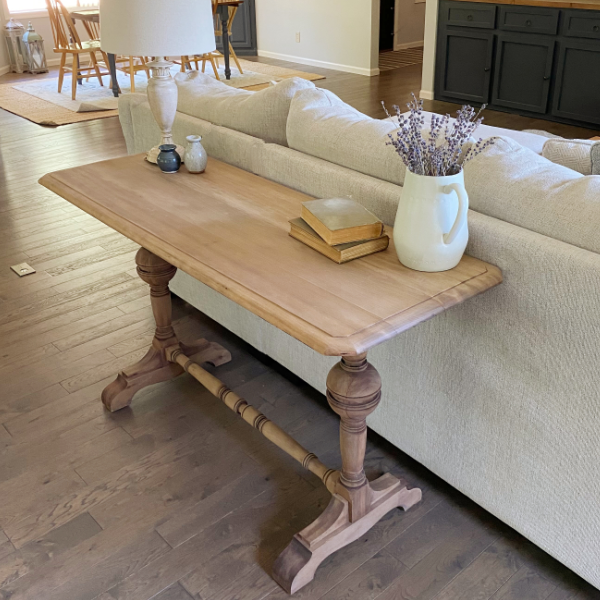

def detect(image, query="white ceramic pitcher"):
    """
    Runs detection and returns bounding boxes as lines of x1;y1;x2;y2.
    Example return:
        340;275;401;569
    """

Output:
393;170;469;272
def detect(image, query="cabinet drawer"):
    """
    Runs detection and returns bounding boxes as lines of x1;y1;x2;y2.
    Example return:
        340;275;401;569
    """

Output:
498;6;558;35
563;10;600;40
444;2;496;29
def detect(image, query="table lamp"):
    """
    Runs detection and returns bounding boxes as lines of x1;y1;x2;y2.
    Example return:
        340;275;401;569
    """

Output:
100;0;216;163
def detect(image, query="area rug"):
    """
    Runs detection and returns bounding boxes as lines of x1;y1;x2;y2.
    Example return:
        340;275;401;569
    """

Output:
379;48;424;72
0;58;325;126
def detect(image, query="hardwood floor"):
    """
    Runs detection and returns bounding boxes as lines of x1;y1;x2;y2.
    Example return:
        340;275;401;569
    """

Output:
0;60;598;600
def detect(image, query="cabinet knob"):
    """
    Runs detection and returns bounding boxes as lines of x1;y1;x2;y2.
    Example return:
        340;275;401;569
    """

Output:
525;19;533;27
543;76;550;80
467;14;474;21
594;25;600;32
484;67;490;72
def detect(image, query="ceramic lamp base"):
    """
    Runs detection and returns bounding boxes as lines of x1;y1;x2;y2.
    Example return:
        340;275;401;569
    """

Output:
147;145;185;164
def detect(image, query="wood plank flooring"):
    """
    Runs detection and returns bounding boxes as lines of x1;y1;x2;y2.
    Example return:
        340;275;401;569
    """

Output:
0;59;598;600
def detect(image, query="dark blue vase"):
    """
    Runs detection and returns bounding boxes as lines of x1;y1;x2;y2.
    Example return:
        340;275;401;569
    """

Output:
156;144;181;174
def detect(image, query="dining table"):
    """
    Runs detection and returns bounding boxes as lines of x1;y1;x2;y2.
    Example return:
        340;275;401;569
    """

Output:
71;2;244;91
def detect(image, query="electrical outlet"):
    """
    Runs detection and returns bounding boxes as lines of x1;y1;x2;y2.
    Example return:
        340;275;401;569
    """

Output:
10;263;36;277
295;32;301;43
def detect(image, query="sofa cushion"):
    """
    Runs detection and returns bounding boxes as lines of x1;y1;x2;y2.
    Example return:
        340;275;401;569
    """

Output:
416;112;549;155
465;136;600;254
542;138;600;175
121;96;266;174
286;88;406;186
175;72;315;146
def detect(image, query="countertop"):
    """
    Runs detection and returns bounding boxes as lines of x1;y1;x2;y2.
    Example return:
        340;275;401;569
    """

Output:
453;0;600;10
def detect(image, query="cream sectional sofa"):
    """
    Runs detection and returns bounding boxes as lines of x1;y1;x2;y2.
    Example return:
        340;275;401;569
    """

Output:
119;73;600;589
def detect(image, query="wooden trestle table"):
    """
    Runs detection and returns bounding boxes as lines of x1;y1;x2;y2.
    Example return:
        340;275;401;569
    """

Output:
40;155;502;594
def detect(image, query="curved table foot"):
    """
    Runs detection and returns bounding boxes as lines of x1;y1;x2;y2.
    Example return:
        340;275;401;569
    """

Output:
102;338;232;412
272;473;422;594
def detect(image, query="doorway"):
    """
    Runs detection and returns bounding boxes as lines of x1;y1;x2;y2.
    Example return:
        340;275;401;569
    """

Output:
379;0;395;52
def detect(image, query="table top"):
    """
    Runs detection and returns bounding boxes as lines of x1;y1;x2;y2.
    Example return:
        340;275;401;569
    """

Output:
70;9;99;22
69;2;245;21
40;156;502;357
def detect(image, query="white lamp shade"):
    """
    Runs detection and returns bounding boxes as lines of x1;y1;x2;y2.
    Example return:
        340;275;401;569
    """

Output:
100;0;216;57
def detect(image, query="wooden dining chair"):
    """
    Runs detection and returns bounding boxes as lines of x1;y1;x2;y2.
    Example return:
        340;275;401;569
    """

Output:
80;17;100;41
177;54;220;80
71;15;149;94
45;0;109;100
111;56;151;93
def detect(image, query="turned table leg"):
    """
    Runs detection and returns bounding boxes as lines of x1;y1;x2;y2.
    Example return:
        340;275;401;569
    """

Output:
101;248;232;412
272;353;422;594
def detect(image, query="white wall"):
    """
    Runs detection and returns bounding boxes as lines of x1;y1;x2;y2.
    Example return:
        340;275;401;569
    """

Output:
394;0;426;50
420;0;438;99
255;0;380;76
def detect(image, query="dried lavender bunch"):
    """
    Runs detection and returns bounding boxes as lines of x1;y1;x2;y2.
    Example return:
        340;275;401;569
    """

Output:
383;94;495;177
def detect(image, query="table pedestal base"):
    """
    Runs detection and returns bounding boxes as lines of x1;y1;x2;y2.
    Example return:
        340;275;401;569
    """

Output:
101;248;422;594
101;248;232;412
102;339;231;412
273;474;421;594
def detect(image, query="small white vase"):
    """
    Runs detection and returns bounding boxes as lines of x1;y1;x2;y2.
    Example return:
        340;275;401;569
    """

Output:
393;170;469;272
184;135;208;174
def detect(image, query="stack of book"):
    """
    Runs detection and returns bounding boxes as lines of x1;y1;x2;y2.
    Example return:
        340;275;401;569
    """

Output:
289;198;390;264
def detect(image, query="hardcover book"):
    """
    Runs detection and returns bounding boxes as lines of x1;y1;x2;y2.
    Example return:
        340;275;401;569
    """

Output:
289;218;389;264
301;198;384;246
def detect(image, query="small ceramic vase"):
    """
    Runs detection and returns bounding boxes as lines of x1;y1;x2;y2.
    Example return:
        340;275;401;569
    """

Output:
156;144;181;174
184;135;208;174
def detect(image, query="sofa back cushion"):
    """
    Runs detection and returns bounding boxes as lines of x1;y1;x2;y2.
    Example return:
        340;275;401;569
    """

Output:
410;111;549;155
175;72;315;146
465;136;600;254
286;88;406;186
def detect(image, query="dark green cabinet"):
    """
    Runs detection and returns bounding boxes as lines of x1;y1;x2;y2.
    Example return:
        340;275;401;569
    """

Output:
492;33;554;113
435;1;600;128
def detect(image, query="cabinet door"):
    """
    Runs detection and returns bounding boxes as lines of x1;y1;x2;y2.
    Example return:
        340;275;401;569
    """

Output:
436;29;494;103
492;33;555;113
216;0;257;55
552;39;600;125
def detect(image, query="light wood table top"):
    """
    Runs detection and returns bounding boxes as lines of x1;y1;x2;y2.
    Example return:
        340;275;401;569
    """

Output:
69;9;99;22
40;155;502;357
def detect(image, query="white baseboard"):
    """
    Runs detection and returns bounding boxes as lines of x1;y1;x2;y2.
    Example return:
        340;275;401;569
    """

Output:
257;50;380;77
0;57;68;77
393;41;425;51
419;89;434;100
